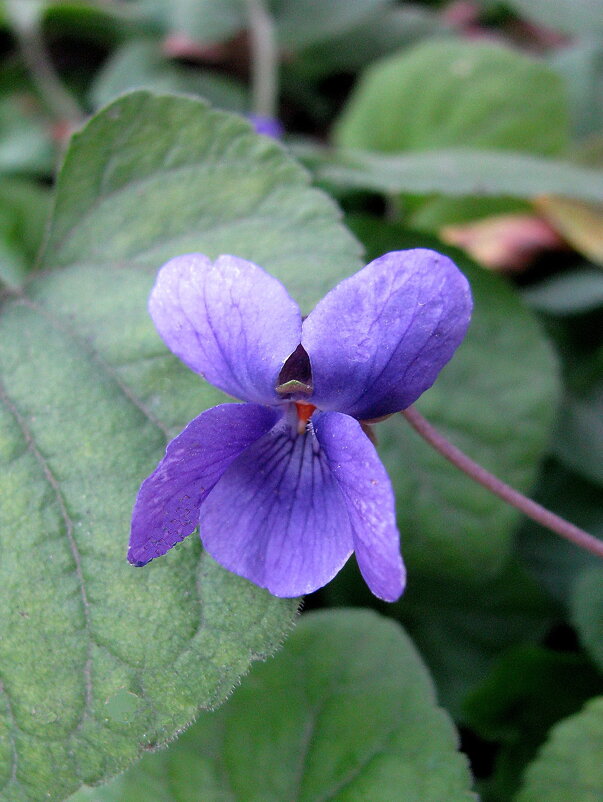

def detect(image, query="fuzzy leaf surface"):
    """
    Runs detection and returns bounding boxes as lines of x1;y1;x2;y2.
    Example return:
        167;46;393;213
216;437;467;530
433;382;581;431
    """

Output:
70;610;476;802
0;90;362;801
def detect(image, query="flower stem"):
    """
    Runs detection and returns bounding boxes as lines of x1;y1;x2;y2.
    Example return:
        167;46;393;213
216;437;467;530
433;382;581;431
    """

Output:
402;405;603;559
245;0;278;118
11;9;84;127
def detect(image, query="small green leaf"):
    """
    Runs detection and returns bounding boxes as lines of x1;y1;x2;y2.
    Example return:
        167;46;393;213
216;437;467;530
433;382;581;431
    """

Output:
572;568;603;672
523;270;603;316
165;0;245;43
273;0;391;51
298;146;603;204
518;462;603;605
515;697;603;802
0;177;51;288
89;40;247;112
507;0;603;37
350;217;559;581
465;648;603;802
0;91;362;801
397;562;557;716
70;610;476;802
550;42;603;139
334;40;568;156
554;381;603;488
0;94;54;176
290;5;445;78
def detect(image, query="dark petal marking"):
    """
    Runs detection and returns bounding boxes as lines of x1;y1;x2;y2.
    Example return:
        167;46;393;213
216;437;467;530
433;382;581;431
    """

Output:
128;403;282;566
199;420;354;597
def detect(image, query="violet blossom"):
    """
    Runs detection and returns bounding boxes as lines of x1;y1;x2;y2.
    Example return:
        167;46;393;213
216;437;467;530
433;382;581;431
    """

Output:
248;114;284;139
128;250;472;601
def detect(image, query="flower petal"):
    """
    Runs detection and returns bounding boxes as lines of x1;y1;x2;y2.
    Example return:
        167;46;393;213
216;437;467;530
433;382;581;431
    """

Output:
149;254;302;404
199;418;354;597
302;249;472;419
314;411;405;602
128;403;282;566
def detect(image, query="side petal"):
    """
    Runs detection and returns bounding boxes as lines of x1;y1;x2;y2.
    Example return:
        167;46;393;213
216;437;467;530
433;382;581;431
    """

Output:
314;411;405;602
302;249;472;419
199;419;354;597
128;403;282;566
149;254;302;404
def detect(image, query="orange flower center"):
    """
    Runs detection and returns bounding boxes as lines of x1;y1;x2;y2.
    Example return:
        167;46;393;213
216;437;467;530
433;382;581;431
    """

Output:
295;402;316;434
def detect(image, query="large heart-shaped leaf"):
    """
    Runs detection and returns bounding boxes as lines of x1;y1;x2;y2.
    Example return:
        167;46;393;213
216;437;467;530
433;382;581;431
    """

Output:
70;610;476;801
0;91;362;801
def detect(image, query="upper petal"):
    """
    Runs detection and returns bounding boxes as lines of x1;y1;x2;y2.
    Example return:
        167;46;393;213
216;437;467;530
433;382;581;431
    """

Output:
149;254;302;404
314;411;405;602
302;249;472;419
128;403;281;566
199;417;354;597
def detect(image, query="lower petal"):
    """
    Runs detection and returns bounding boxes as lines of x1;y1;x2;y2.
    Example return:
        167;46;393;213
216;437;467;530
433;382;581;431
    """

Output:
314;412;406;602
199;419;354;597
128;403;281;566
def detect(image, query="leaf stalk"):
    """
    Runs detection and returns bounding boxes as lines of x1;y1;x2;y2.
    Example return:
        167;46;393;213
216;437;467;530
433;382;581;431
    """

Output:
402;405;603;559
246;0;279;118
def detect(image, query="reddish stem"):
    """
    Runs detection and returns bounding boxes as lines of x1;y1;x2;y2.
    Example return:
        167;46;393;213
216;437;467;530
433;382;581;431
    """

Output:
402;405;603;559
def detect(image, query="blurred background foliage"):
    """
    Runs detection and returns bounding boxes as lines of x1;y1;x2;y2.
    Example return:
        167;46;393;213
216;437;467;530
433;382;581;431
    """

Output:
0;1;602;800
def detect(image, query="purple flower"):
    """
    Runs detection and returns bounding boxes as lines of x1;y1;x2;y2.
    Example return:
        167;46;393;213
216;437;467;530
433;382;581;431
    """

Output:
248;114;284;139
128;250;472;601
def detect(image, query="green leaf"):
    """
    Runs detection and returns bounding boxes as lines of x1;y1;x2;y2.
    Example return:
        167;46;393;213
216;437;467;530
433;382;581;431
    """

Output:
0;177;51;288
0;91;361;801
334;40;568;156
465;647;603;802
0;94;54;176
397;563;558;717
506;0;603;37
349;217;559;581
410;195;529;233
549;43;603;140
523;270;603;316
42;92;360;308
297;146;603;204
571;568;603;672
289;5;445;78
515;697;603;802
89;40;247;112
553;381;603;488
273;0;391;51
69;610;476;802
518;461;603;605
165;0;245;43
